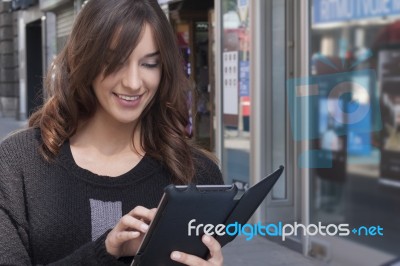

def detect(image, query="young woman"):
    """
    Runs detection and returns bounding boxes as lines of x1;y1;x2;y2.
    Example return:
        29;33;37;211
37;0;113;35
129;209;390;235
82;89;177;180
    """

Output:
0;0;224;265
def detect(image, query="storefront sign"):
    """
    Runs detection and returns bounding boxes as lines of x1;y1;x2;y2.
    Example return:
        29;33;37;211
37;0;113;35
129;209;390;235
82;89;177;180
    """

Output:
39;0;70;11
158;0;173;4
239;61;249;97
9;0;38;10
223;51;239;115
237;0;249;23
313;0;400;24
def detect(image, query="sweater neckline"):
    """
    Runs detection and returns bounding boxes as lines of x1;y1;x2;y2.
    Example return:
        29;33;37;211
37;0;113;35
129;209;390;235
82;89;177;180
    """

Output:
57;140;162;186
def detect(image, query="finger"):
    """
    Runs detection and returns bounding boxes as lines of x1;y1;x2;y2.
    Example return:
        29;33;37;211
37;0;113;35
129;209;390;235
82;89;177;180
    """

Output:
149;208;157;220
140;208;158;223
116;214;149;233
115;231;141;242
202;235;223;262
105;230;141;258
128;206;149;216
171;251;207;266
128;206;156;222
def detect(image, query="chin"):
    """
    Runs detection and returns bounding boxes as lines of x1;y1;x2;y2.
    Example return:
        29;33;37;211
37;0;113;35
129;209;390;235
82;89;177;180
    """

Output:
106;108;143;125
117;118;139;125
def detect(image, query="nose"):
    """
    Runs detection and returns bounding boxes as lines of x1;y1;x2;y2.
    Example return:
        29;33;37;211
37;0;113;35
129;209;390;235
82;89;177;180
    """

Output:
122;63;142;91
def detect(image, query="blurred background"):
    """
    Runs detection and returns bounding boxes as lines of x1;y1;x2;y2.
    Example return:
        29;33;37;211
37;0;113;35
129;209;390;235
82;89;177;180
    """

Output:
0;0;399;265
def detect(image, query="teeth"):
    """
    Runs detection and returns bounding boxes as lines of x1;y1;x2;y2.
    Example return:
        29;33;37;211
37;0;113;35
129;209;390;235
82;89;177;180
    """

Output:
117;94;139;101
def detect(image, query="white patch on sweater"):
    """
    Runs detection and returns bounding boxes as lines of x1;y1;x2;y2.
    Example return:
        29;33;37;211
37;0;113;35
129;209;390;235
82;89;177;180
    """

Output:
89;199;122;241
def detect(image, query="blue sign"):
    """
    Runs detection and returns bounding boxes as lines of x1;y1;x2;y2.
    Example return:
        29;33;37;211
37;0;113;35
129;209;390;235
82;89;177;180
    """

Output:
347;74;372;155
347;131;371;155
313;0;400;24
287;69;381;141
239;61;250;97
238;0;248;8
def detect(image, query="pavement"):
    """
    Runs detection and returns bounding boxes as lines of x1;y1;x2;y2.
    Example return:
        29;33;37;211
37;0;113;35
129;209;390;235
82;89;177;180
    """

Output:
223;236;317;266
0;116;318;266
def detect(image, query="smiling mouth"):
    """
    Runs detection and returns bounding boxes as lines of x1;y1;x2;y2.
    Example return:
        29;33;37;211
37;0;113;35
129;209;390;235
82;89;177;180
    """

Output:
114;93;141;101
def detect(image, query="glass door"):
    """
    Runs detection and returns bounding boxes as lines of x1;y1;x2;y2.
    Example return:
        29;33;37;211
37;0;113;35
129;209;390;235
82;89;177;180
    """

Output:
299;0;399;263
220;0;251;192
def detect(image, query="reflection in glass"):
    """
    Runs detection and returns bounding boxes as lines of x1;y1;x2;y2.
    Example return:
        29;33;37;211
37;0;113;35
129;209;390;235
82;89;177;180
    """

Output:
222;0;251;189
310;0;400;256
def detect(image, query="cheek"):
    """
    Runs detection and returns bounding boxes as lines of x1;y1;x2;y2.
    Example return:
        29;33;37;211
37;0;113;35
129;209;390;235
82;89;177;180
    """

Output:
92;75;118;96
92;79;101;99
145;71;162;92
92;73;106;94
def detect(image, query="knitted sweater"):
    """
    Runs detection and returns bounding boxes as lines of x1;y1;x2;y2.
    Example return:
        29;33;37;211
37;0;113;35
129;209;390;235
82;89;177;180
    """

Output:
0;128;223;265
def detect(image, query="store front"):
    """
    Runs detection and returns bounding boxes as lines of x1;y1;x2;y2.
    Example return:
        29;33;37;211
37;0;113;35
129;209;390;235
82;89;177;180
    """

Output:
309;0;400;262
10;0;85;120
217;0;293;233
216;0;399;264
39;0;85;56
160;0;216;151
15;4;43;119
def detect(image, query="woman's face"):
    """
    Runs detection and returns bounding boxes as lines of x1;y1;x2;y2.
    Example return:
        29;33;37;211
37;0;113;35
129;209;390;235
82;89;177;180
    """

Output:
92;23;161;125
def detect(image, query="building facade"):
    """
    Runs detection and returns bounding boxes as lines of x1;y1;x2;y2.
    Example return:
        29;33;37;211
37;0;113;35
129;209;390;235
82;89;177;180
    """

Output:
0;2;18;117
0;0;84;119
216;0;400;264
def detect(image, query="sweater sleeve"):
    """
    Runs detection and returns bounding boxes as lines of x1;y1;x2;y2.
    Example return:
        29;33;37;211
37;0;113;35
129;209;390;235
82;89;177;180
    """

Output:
0;135;130;266
0;136;31;265
46;230;129;266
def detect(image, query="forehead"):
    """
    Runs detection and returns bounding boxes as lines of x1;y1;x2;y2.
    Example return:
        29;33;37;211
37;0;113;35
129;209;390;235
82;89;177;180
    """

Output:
110;23;158;53
134;24;159;52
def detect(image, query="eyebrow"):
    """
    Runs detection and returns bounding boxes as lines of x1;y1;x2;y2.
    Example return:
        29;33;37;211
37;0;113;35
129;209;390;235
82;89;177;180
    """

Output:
143;51;160;58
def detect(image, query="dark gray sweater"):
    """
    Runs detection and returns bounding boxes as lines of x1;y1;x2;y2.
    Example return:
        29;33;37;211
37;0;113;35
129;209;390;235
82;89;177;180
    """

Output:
0;128;223;265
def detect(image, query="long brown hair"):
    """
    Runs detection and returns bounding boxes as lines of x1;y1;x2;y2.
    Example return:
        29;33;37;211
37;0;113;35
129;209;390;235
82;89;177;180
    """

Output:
29;0;203;184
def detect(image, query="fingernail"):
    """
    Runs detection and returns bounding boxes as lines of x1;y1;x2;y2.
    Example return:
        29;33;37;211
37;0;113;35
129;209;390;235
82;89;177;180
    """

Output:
141;223;149;232
203;235;210;243
171;251;181;260
131;231;139;237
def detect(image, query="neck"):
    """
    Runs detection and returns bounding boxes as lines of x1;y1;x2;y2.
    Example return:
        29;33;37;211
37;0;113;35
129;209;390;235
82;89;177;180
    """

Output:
71;109;142;156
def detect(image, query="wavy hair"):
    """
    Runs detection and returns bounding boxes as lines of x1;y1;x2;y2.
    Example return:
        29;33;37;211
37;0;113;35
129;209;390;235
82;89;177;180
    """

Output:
29;0;204;184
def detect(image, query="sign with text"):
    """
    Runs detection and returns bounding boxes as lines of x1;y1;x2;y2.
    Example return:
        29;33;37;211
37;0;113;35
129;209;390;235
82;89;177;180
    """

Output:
223;51;239;115
313;0;400;24
239;61;249;97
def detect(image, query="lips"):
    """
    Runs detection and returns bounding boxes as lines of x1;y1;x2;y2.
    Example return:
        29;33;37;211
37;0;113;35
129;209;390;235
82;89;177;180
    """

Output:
112;92;143;109
113;93;141;101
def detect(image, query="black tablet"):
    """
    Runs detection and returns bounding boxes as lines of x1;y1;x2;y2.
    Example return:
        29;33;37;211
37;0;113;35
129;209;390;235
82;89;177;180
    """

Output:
131;166;284;266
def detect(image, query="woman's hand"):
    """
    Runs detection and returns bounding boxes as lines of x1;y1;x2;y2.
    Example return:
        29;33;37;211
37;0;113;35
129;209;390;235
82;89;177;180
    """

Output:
105;206;157;258
170;235;223;266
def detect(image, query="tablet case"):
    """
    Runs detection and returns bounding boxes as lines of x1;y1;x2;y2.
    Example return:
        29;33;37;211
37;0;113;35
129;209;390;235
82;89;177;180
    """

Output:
131;165;284;266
